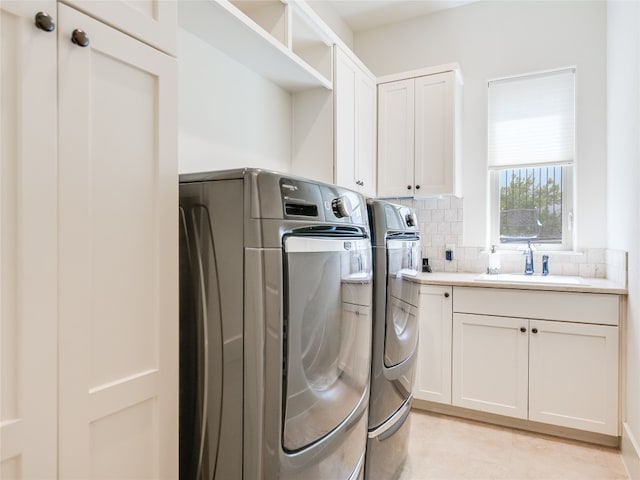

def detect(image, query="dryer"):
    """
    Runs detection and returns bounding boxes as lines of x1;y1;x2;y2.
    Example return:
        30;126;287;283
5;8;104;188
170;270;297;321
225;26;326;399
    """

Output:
365;200;420;480
179;169;373;480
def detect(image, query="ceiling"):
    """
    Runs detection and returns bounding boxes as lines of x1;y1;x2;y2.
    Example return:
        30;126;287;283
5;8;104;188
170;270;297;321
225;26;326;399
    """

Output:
319;0;477;32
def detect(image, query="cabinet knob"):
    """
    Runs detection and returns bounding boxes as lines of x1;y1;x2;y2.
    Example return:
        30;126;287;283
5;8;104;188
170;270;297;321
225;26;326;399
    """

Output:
71;29;90;47
35;11;55;32
415;185;421;190
531;327;538;334
444;292;450;298
407;185;412;190
520;327;527;333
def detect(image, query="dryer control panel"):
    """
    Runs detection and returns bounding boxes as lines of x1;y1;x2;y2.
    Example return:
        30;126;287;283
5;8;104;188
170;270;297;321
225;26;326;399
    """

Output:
279;178;367;226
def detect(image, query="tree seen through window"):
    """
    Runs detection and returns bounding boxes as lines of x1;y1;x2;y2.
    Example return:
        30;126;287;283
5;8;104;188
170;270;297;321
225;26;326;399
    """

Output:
499;166;563;244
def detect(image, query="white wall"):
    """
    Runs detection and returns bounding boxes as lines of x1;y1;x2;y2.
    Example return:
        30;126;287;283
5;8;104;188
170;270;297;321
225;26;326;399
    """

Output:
354;0;607;248
607;1;640;477
178;28;292;174
306;0;354;49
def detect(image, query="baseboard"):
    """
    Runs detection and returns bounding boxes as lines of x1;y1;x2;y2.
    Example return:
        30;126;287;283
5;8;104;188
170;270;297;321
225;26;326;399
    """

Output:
622;422;640;479
413;399;620;448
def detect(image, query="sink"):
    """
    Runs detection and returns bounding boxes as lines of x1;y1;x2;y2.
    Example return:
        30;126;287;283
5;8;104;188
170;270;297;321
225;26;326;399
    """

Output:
475;273;589;286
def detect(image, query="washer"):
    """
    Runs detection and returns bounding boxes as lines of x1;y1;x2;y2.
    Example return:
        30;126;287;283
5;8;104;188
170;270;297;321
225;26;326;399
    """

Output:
365;199;420;480
179;168;373;480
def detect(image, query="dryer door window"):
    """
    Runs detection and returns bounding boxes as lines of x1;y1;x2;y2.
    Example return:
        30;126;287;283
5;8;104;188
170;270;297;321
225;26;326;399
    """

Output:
282;236;372;452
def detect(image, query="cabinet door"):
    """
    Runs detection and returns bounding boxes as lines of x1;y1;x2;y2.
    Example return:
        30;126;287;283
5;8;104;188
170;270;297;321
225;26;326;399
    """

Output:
355;69;376;197
1;2;58;478
57;4;178;479
529;320;619;435
414;286;453;404
62;0;176;55
377;79;414;197
452;313;528;419
334;47;357;191
414;71;455;196
334;47;376;196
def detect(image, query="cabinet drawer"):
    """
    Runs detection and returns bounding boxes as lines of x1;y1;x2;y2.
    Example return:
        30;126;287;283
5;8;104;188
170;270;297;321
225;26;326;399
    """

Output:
453;287;619;326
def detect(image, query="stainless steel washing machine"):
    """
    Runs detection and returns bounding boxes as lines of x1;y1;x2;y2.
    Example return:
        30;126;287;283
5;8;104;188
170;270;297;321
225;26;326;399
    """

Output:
365;200;420;480
179;168;373;480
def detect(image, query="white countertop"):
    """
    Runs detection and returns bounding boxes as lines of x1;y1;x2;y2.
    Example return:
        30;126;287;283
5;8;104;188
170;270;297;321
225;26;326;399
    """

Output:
406;271;627;295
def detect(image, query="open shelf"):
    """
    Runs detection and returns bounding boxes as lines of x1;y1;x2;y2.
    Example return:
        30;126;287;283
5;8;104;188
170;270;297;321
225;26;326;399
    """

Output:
179;0;333;92
290;2;333;84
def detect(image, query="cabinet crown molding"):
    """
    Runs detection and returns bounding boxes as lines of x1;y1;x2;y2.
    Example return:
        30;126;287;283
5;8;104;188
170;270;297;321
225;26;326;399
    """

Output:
377;62;463;85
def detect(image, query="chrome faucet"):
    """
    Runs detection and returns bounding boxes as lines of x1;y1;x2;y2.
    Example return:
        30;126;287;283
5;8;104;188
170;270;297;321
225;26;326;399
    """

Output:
524;240;534;275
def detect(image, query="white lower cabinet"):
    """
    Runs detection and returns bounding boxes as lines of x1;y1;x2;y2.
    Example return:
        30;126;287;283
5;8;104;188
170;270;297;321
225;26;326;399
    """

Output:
451;287;620;436
452;313;529;419
414;285;453;404
528;319;619;435
414;284;621;438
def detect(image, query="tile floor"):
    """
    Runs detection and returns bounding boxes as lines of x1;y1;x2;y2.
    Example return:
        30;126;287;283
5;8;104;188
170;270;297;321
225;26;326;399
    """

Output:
399;410;629;480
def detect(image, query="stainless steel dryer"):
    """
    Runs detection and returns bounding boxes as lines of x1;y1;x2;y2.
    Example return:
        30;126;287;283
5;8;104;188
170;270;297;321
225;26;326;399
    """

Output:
179;168;373;480
365;200;420;480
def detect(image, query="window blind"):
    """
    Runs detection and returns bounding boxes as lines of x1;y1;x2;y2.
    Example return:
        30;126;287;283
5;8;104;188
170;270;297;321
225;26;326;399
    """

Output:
488;68;575;169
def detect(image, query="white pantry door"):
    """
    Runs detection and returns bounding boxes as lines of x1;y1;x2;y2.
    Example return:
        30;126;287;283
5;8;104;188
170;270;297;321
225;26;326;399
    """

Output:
62;0;177;55
57;4;178;479
1;1;58;479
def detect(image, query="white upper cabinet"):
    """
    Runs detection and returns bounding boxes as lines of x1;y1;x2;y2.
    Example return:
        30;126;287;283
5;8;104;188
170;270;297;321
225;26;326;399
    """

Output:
334;46;377;197
62;0;177;55
377;79;414;197
179;0;333;92
378;65;462;198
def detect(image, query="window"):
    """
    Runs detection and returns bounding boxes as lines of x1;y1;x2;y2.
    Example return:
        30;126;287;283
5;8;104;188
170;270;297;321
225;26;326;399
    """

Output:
488;68;575;249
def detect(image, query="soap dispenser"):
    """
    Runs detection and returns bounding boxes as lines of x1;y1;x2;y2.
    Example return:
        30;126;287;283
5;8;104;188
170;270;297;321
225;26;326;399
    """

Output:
524;240;534;275
488;245;500;274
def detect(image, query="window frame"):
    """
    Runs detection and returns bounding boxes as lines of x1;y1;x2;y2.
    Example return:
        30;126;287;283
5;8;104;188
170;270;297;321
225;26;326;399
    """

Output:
487;67;576;252
490;165;574;251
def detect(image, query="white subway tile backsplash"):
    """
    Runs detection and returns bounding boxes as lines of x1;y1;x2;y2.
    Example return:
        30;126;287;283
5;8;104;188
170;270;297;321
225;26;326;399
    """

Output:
587;248;606;264
403;196;626;280
437;197;451;209
423;198;438;210
446;234;460;245
432;234;445;246
445;209;458;222
431;209;445;222
437;222;450;234
579;264;596;278
444;260;458;272
561;263;580;276
419;210;432;222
